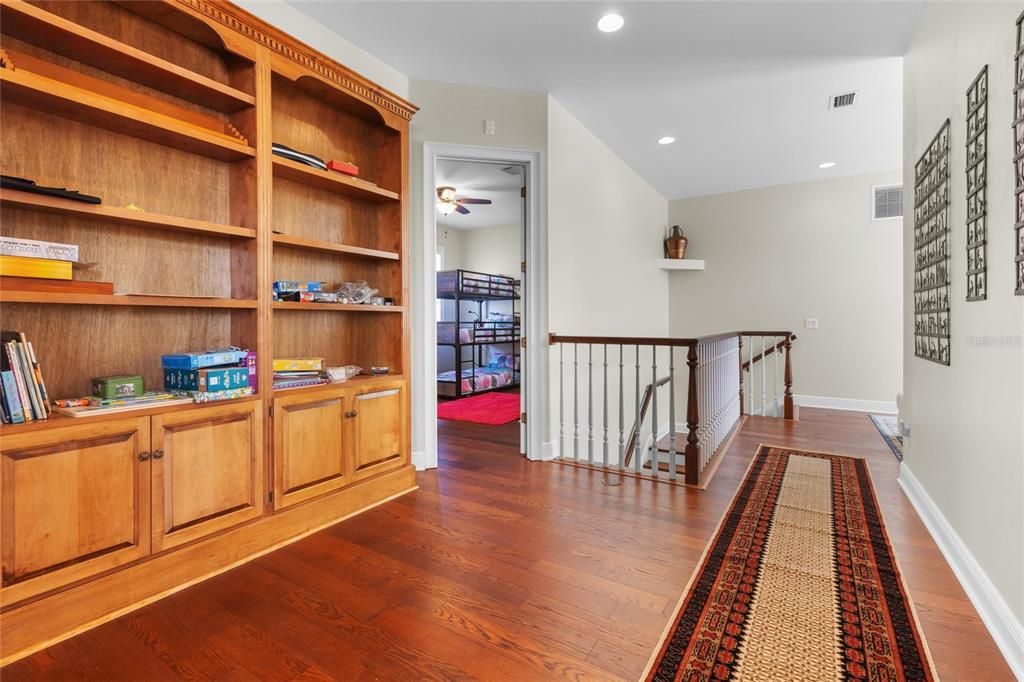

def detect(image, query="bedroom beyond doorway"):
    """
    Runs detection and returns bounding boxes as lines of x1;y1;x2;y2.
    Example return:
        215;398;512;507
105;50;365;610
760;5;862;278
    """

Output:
434;158;525;451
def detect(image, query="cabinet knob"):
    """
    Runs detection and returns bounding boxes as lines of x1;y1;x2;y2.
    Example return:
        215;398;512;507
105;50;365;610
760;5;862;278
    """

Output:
152;449;164;460
345;410;357;418
138;451;151;462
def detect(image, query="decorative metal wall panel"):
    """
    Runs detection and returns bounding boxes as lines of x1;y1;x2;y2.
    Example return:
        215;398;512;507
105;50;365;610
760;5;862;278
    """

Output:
1015;11;1024;294
966;66;988;301
914;120;951;365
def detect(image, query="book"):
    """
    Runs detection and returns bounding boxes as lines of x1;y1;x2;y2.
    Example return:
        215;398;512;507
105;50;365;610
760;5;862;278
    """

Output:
174;386;254;403
0;236;79;262
161;348;249;370
24;337;49;415
273;357;323;372
1;370;25;423
3;340;33;421
0;255;72;280
164;366;249;392
0;276;113;295
13;339;44;419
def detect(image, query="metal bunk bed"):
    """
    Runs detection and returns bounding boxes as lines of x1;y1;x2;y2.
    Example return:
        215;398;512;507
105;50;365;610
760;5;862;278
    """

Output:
436;269;521;398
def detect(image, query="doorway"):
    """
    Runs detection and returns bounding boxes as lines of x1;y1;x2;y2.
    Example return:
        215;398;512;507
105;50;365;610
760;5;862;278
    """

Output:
419;143;545;469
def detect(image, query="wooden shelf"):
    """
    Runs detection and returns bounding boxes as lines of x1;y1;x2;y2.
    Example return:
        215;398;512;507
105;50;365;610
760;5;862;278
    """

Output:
272;157;399;203
0;394;261;436
0;291;257;308
272;233;398;261
0;69;256;162
0;189;256;239
658;259;706;271
0;0;255;113
273;301;403;313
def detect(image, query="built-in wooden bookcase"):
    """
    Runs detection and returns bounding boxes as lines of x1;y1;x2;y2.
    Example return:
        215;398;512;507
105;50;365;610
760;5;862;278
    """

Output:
0;0;416;663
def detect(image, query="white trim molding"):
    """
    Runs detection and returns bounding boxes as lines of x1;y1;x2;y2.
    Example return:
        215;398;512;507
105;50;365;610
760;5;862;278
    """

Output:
795;394;897;414
899;464;1024;680
419;142;546;470
411;451;429;471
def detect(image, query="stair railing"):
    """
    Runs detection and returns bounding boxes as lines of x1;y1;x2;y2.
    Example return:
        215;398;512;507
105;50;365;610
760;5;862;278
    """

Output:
549;330;796;486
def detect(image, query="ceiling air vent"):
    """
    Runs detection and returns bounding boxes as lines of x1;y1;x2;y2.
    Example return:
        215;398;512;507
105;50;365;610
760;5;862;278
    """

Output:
830;91;857;109
873;185;903;220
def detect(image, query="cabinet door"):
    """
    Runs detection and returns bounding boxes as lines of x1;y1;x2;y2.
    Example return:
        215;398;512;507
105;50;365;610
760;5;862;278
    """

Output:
349;380;406;483
0;417;151;605
150;401;263;552
273;387;348;509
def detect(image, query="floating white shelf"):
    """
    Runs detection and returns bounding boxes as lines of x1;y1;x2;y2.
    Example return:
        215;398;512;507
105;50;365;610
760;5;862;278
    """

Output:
658;259;705;271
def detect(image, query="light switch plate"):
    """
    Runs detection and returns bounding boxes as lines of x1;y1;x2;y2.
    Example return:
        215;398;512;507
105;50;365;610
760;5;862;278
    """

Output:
484;120;496;135
805;318;819;329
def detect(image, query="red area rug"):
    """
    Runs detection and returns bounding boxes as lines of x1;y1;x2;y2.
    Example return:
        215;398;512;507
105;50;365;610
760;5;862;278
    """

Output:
645;444;935;681
437;391;520;425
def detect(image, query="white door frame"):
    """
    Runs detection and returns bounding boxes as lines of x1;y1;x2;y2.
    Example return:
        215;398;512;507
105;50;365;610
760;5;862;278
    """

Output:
419;142;546;468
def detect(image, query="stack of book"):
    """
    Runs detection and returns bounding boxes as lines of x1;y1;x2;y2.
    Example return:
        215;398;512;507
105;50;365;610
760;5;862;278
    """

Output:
0;236;113;294
273;357;328;390
0;330;49;424
162;348;255;403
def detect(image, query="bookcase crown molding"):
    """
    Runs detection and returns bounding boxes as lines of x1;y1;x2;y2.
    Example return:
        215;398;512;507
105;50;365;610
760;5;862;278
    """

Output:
178;0;418;121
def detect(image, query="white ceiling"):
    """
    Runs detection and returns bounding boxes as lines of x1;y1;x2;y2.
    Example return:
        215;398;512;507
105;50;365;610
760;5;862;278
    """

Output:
292;1;922;199
436;159;524;229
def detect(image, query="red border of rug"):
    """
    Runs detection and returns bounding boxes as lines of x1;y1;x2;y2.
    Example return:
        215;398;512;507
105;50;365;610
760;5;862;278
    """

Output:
437;391;520;425
645;444;936;681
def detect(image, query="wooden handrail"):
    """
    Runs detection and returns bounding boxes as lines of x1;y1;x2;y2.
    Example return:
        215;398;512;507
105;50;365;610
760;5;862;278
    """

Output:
741;334;797;370
548;331;796;347
623;375;670;467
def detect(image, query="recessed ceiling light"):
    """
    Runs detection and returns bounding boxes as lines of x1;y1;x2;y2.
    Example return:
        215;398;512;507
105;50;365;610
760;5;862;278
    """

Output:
818;161;836;169
597;13;624;33
658;136;675;145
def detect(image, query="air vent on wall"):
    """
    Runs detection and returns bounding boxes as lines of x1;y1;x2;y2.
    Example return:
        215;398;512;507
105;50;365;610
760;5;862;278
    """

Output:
873;185;903;220
830;91;857;109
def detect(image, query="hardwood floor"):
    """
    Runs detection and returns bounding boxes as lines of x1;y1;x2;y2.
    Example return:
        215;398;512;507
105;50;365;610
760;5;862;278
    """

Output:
3;409;1013;680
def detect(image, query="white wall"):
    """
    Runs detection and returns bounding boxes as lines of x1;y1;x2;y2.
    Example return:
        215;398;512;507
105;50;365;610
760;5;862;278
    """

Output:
237;1;408;98
547;98;670;455
667;170;904;408
901;1;1024;670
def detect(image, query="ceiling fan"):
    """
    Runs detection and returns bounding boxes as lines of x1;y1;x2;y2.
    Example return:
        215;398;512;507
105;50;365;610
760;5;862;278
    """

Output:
436;185;492;215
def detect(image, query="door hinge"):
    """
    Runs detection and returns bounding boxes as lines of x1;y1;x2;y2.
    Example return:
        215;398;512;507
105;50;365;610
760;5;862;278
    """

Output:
268;491;275;505
269;405;274;417
520;337;526;349
521;186;526;198
521;260;526;273
520;412;527;423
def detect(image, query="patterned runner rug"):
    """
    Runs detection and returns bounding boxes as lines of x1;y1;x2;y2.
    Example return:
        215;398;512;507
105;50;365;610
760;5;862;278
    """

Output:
645;444;935;681
869;414;904;461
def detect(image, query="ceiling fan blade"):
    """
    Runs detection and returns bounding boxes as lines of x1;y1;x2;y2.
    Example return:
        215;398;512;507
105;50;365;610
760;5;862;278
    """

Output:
455;204;471;215
457;198;492;205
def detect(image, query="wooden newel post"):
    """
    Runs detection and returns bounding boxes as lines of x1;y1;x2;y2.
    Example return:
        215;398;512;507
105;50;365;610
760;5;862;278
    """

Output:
737;335;744;416
684;344;700;485
783;334;798;421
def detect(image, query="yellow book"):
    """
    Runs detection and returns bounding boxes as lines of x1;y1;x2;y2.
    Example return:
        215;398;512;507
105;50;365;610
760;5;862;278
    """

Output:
273;357;324;372
0;255;72;280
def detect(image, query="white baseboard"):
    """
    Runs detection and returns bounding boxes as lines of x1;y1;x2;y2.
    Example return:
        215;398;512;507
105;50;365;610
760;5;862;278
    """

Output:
898;464;1024;679
530;440;558;461
411;450;435;471
795;394;897;414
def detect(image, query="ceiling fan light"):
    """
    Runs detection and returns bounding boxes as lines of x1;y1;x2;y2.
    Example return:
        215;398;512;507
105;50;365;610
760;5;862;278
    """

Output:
436;200;456;216
437;186;457;201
